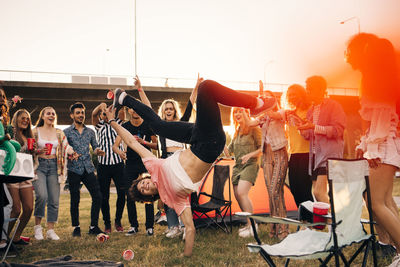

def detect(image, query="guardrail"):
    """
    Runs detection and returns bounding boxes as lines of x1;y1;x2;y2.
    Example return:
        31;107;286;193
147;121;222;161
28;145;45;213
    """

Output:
0;69;358;95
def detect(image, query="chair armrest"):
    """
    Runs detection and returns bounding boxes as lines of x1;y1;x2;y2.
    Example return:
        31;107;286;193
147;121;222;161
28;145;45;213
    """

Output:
235;212;329;227
199;192;230;204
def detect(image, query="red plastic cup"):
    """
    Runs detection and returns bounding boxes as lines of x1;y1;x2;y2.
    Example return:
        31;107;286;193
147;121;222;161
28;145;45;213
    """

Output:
122;249;134;260
20;236;30;242
107;90;114;100
96;233;109;243
45;143;53;155
27;138;35;151
313;202;330;230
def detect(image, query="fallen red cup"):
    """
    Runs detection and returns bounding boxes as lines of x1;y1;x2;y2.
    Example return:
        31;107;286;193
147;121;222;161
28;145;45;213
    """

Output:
27;138;35;151
313;202;330;230
107;90;114;100
122;249;134;260
96;233;109;243
20;236;30;242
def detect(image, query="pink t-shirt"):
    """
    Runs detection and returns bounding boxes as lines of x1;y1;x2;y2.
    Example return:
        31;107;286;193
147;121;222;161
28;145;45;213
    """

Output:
142;153;198;216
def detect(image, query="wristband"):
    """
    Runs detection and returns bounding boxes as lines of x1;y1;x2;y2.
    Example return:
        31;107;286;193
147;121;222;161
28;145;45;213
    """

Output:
138;87;143;92
108;118;117;124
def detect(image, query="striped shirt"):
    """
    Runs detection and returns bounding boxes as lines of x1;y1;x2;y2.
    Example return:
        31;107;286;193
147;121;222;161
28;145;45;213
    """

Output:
95;119;124;165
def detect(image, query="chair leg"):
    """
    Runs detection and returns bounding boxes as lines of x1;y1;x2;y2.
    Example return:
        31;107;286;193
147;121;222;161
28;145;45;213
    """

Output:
1;219;20;261
348;240;368;264
369;238;378;267
284;258;290;267
338;251;350;267
361;242;370;267
260;250;276;267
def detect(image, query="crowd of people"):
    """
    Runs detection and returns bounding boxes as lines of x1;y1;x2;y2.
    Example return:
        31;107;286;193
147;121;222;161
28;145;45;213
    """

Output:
0;32;399;265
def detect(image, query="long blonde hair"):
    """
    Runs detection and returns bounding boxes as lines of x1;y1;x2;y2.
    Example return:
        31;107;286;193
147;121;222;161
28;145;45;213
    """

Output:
158;99;182;121
35;106;57;127
231;107;252;139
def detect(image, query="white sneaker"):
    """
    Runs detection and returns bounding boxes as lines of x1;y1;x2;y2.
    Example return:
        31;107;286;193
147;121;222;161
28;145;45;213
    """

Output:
388;254;400;267
166;226;183;238
34;225;44;240
239;226;254;238
46;229;60;240
239;223;258;233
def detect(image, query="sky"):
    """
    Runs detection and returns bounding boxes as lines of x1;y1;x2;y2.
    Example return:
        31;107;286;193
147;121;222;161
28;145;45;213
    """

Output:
0;0;399;91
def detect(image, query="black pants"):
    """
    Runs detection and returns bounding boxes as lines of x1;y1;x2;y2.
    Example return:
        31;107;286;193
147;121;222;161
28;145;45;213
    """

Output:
97;162;125;227
68;170;102;227
288;153;313;207
122;80;258;163
124;163;154;229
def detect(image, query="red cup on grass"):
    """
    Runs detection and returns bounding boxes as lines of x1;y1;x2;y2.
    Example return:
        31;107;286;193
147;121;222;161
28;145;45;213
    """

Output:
27;138;35;151
107;90;114;100
96;233;109;243
313;202;330;230
45;143;53;155
122;249;134;260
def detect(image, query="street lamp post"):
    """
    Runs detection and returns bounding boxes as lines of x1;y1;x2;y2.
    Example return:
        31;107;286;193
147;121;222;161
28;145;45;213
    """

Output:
340;16;360;34
103;48;110;77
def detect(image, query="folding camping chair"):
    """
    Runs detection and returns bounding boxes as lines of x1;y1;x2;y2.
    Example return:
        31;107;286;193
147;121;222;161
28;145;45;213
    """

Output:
237;158;378;267
1;217;20;261
191;164;232;233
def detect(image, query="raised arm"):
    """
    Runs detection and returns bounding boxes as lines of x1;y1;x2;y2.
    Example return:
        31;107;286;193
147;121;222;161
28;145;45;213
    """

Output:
135;75;151;108
112;135;127;161
92;102;107;125
106;105;155;159
189;73;203;106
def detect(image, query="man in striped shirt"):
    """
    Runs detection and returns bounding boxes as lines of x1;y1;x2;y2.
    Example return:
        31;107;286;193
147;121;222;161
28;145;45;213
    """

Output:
92;102;126;233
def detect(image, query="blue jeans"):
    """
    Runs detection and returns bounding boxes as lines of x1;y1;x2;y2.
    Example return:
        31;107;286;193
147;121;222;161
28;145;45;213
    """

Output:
165;204;180;229
33;158;60;223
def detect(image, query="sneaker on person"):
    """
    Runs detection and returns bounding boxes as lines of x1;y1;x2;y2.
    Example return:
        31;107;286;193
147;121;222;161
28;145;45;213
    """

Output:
163;227;171;235
115;222;124;232
125;227;139;236
46;229;60;240
104;224;112;234
156;213;167;225
239;223;258;233
72;226;81;237
250;96;277;117
12;238;30;245
146;228;154;236
34;225;44;240
166;226;183;238
388;254;400;267
239;226;254;238
112;88;125;116
88;226;105;235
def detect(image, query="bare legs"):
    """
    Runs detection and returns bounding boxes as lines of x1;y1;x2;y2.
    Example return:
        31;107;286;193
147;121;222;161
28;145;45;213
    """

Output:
7;187;33;241
312;175;329;204
369;164;400;253
233;180;253;226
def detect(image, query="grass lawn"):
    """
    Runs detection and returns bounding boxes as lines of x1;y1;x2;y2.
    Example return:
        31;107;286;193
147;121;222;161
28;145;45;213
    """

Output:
5;179;400;266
